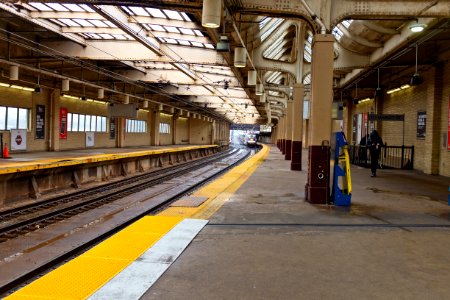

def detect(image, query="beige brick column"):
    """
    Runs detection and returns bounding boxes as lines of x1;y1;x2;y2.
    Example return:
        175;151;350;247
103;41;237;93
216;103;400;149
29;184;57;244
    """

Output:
285;100;294;160
49;90;61;151
150;110;160;146
291;84;304;170
306;34;334;204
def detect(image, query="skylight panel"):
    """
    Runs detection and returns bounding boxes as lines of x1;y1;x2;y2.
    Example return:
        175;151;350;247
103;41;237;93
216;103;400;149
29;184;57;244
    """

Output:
179;28;195;35
178;40;191;46
29;3;52;11
73;19;93;27
165;38;178;44
205;43;215;49
146;8;166;18
150;24;165;32
259;17;271;29
22;4;37;11
193;30;204;37
191;41;204;48
304;53;311;62
79;4;95;12
342;19;353;28
50;19;67;27
332;26;343;40
63;4;85;12
164;26;180;33
87;33;102;39
303;74;311;84
47;3;69;11
104;21;116;28
58;19;81;27
89;20;109;27
98;33;114;39
129;6;149;16
180;12;191;22
163;10;183;20
261;18;283;41
157;37;166;43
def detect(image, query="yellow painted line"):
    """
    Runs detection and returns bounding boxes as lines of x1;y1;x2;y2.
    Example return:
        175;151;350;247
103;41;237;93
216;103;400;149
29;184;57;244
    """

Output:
159;144;270;219
0;145;217;175
5;216;183;300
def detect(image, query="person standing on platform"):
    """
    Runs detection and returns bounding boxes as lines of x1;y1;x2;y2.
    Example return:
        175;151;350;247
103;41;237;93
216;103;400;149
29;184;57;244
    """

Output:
368;130;383;177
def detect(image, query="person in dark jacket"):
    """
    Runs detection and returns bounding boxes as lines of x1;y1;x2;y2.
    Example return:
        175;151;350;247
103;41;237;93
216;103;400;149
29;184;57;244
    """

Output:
368;130;383;177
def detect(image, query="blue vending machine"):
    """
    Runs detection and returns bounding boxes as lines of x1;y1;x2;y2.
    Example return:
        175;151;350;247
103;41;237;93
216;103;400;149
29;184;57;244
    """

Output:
331;132;352;206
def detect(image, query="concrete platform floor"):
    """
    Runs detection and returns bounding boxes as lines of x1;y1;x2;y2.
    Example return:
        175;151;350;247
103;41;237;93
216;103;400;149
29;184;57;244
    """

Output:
143;145;450;300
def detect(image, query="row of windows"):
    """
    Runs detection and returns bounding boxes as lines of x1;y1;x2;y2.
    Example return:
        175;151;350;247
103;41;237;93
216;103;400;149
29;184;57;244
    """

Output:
160;123;170;134
67;113;107;132
0;106;29;130
126;119;147;133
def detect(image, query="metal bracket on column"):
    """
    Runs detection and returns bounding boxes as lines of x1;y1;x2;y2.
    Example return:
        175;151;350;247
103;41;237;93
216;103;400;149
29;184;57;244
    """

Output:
121;162;128;176
29;176;41;199
72;170;81;189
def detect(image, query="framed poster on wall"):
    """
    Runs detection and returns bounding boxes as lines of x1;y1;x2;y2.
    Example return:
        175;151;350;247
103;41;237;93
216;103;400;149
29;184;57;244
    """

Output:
417;111;426;139
86;132;94;147
109;117;116;140
59;107;68;139
11;129;27;151
35;104;45;139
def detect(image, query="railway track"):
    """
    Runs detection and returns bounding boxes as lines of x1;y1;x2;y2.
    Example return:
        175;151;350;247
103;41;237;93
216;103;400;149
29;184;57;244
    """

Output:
0;147;247;243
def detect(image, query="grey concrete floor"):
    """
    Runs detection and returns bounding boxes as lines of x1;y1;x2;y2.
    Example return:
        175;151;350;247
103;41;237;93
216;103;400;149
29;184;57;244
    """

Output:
143;145;450;300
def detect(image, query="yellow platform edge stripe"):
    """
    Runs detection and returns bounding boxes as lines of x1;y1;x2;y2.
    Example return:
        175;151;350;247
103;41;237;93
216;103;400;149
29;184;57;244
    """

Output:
5;216;184;300
159;144;270;220
0;145;217;175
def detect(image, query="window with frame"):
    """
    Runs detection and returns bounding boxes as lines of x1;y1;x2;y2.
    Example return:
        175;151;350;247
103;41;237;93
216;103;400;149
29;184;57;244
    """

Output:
67;113;107;132
159;122;170;134
126;119;147;133
0;106;29;130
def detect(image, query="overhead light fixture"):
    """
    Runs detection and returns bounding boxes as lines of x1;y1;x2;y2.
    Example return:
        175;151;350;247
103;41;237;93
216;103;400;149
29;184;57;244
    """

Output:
186;111;190;117
97;88;104;99
143;100;148;108
158;103;163;111
255;83;263;95
409;22;426;33
248;70;257;86
410;43;423;86
123;95;129;104
202;0;221;28
234;47;246;68
216;36;230;52
170;107;175;114
34;86;42;93
259;92;266;103
62;79;70;92
10;65;19;81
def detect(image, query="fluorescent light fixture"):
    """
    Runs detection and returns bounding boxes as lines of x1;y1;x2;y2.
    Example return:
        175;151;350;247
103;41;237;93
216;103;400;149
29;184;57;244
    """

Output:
358;97;372;103
387;88;401;94
0;83;10;87
400;84;411;90
62;94;79;100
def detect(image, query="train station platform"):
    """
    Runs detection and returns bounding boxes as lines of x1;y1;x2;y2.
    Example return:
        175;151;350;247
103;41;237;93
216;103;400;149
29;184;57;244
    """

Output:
4;144;450;299
0;144;223;207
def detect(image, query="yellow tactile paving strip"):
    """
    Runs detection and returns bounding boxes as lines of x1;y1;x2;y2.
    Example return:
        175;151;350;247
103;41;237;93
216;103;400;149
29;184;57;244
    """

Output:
5;216;183;300
0;145;216;175
159;144;270;219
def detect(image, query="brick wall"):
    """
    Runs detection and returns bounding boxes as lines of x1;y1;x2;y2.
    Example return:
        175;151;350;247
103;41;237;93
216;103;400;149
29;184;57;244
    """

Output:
175;117;189;144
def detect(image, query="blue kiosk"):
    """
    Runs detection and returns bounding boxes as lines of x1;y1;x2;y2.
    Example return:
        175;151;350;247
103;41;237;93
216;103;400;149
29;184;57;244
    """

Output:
331;132;352;206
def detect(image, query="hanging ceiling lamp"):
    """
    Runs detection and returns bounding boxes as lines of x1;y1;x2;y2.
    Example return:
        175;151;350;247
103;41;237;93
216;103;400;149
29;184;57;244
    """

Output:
123;95;129;104
10;65;19;80
97;88;104;99
248;70;256;86
409;20;426;33
61;78;70;92
202;0;221;28
255;83;263;95
410;43;423;86
259;92;266;103
234;47;246;67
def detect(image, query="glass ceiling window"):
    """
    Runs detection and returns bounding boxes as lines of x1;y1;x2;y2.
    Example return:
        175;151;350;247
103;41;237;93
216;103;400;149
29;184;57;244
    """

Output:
260;18;283;41
303;73;311;85
332;26;344;41
259;17;271;29
304;32;312;63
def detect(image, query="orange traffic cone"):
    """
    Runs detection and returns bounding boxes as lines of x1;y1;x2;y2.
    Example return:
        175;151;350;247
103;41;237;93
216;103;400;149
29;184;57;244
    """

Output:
3;143;9;159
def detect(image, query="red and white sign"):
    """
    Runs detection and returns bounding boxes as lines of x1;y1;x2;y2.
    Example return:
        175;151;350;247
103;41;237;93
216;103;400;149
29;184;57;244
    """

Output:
60;107;68;139
11;129;27;151
447;95;450;151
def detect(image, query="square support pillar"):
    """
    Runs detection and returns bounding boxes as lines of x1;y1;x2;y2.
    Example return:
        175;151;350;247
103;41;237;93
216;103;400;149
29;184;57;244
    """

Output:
291;84;304;170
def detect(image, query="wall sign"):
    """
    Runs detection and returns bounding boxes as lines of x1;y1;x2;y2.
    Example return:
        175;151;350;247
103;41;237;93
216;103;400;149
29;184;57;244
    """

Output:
59;107;68;139
35;104;45;140
11;129;27;151
86;132;94;147
416;111;426;139
109;117;116;140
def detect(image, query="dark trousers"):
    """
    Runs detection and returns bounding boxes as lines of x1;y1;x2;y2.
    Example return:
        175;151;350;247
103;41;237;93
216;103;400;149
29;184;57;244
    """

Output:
370;147;379;174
